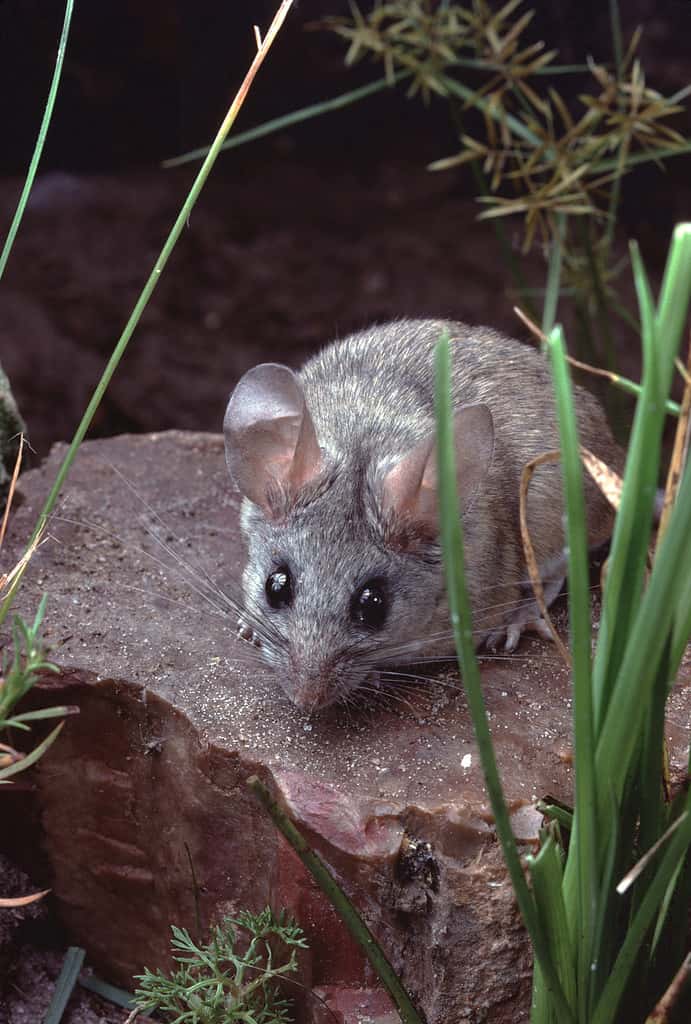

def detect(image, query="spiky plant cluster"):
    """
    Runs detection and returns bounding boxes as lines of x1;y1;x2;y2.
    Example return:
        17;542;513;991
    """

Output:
133;908;308;1024
324;1;689;350
456;43;686;252
325;0;556;102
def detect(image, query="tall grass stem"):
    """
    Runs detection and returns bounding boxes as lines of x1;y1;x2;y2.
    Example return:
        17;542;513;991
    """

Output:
0;0;295;628
247;775;424;1024
0;0;74;282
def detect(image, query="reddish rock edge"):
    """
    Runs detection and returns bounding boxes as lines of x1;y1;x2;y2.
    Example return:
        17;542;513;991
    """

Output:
4;432;690;1024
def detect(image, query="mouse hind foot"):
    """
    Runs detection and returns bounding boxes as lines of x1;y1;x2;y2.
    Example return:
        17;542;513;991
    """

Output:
483;572;565;653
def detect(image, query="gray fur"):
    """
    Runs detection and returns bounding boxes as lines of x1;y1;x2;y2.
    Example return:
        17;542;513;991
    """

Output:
224;319;622;711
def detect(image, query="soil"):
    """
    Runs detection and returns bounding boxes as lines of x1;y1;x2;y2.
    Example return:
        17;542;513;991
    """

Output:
2;947;125;1024
0;856;125;1023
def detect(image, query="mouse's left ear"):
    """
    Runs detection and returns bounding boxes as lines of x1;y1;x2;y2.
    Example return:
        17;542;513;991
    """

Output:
381;404;494;534
224;363;322;517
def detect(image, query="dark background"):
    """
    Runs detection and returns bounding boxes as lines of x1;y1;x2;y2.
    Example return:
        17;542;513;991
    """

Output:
0;0;689;459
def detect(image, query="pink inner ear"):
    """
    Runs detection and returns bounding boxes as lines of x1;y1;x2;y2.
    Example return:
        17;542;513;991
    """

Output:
381;435;438;530
234;407;322;515
452;404;494;508
224;363;323;516
380;403;494;533
286;400;322;492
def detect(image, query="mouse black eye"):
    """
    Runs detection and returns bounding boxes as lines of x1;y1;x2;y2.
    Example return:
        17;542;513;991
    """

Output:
351;579;387;630
265;567;293;609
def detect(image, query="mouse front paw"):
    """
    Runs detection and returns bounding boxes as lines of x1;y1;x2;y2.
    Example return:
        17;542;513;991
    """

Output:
237;618;261;648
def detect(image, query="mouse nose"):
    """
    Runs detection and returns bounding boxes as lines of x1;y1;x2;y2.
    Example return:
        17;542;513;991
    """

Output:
288;650;336;712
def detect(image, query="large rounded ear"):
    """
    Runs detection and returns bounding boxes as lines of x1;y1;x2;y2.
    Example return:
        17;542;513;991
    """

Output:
381;404;494;533
224;363;322;517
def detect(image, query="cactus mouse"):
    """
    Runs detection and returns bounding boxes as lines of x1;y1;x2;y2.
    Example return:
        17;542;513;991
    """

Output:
224;319;620;712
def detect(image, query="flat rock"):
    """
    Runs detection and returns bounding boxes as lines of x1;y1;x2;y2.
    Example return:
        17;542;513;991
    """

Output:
4;432;690;1023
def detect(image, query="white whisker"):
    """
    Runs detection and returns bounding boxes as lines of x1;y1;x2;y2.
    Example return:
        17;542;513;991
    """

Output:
49;511;234;620
105;461;236;611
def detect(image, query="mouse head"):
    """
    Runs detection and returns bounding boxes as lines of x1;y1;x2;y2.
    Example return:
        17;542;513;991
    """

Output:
224;363;494;712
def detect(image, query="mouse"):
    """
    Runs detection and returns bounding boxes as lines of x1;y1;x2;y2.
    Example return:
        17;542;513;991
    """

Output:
223;318;621;712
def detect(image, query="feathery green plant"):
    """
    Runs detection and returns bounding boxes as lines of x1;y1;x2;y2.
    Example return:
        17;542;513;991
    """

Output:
133;909;307;1024
435;221;691;1023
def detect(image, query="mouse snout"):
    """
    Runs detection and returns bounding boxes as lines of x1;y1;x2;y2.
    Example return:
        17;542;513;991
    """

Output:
286;647;341;713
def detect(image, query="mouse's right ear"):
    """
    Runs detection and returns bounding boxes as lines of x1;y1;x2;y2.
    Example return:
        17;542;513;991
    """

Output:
223;363;322;517
381;404;494;537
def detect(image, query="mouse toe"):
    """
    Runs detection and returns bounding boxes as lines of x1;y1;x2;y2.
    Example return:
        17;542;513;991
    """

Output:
237;618;261;647
482;613;555;654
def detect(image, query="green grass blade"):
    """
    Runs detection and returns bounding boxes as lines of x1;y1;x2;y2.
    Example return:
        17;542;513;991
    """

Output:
549;223;689;1024
468;160;537;321
188;58;587;175
528;829;577;1015
650;810;691;969
435;335;574;1024
43;947;85;1024
592;242;663;728
0;721;64;781
447;58;590;75
671;553;691;666
606;377;680;416
3;705;77;725
247;776;424;1024
656;224;691;388
79;974;138;1010
545;327;597;1018
591;142;691;175
593;226;691;775
535;800;573;832
0;0;295;629
603;0;625;254
439;74;542;148
0;0;74;282
634;653;669;908
592;797;691;1024
588;785;628;1004
163;58;590;171
608;0;624;78
542;216;565;335
595;455;691;797
530;965;554;1024
163;74;407;168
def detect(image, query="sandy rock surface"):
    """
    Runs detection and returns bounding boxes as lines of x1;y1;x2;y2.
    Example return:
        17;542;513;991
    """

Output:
3;431;690;1023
